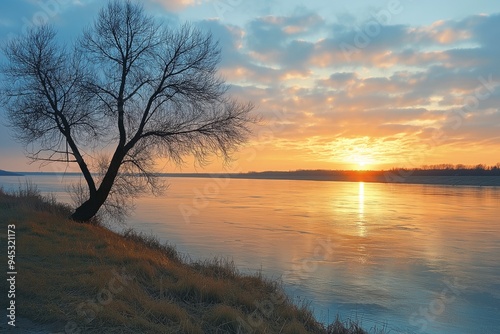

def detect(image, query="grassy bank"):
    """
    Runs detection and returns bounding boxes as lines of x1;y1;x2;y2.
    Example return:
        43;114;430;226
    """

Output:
0;187;372;333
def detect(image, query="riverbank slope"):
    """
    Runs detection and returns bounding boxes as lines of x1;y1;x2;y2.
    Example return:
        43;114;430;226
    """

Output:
0;187;371;333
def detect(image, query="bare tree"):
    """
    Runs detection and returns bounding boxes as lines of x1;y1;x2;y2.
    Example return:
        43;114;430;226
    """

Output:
1;0;255;222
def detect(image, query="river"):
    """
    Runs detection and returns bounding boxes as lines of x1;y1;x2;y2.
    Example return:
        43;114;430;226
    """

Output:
1;174;499;333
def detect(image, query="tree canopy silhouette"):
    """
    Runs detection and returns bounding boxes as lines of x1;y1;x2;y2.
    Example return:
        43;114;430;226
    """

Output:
1;0;255;222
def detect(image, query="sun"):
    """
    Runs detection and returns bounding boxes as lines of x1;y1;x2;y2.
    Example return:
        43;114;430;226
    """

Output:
357;160;368;170
352;155;373;170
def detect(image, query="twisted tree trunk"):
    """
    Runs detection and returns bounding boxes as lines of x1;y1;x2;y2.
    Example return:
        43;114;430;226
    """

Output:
71;150;125;222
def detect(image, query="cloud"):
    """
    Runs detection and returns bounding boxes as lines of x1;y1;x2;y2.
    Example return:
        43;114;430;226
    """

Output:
245;12;323;67
2;2;499;171
147;0;203;12
207;11;500;167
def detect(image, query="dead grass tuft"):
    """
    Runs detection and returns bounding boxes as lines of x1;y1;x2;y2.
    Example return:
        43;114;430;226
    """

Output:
204;304;246;333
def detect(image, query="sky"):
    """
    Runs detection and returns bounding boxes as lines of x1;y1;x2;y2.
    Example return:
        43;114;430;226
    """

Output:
0;0;499;173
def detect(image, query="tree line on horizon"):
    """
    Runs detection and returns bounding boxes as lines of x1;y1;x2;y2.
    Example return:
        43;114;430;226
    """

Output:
247;164;500;177
387;164;500;176
406;163;500;171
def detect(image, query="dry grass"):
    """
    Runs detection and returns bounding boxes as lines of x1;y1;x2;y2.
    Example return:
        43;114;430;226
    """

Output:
0;186;373;333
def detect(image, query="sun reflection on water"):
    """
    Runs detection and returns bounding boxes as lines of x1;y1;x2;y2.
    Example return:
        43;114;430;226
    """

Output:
357;182;366;237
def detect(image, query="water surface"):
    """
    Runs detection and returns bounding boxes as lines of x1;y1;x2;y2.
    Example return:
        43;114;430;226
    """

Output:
1;175;499;333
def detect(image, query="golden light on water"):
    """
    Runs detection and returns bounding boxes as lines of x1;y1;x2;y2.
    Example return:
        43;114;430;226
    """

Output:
357;182;366;237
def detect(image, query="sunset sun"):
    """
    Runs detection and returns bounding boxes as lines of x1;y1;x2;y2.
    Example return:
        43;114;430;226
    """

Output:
352;154;373;170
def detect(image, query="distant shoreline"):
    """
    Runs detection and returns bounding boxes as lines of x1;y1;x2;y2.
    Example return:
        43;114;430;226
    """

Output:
160;172;500;187
2;169;500;186
0;170;24;176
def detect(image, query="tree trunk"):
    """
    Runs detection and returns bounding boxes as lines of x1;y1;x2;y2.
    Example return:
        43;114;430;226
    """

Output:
70;196;105;223
70;149;125;223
